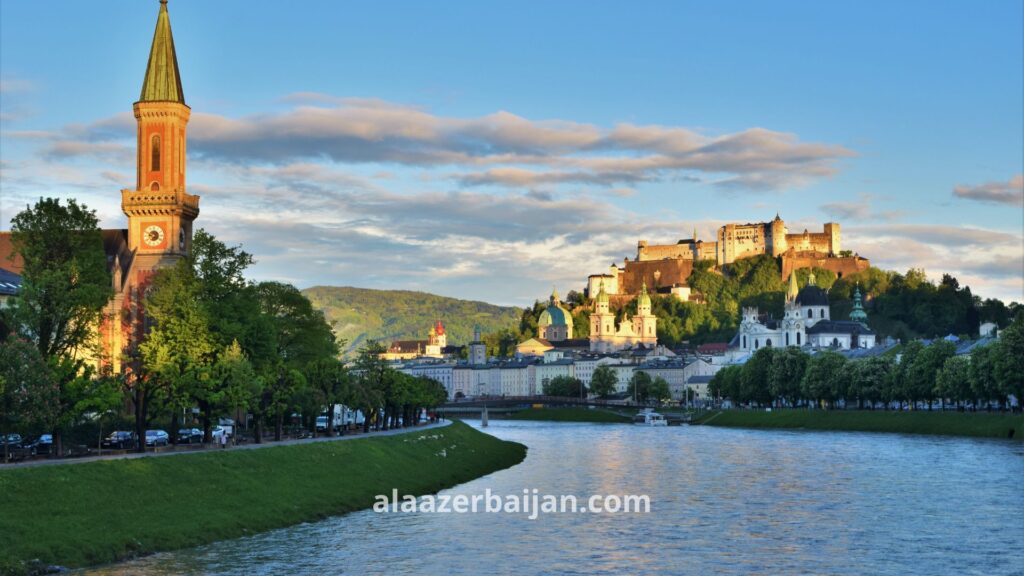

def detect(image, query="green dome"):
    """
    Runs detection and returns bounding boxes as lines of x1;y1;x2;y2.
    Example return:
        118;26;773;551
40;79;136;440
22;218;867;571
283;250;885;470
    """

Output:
596;282;609;304
539;304;571;327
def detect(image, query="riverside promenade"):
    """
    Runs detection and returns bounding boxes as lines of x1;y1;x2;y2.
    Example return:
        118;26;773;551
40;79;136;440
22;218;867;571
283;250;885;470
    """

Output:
4;420;452;469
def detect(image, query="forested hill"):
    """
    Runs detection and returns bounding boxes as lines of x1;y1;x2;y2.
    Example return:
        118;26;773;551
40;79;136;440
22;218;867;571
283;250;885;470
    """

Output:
301;286;521;356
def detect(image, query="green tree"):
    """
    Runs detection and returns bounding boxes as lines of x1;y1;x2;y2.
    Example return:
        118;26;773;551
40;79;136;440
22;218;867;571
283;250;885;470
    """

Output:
801;352;847;408
906;341;956;410
935;355;971;410
968;344;1001;409
0;336;58;462
992;314;1024;408
8;198;112;359
741;347;776;406
769;347;808;406
306;357;350;436
544;375;586;398
141;259;218;446
627;371;654;403
648;376;671;404
589;365;618;399
8;198;112;455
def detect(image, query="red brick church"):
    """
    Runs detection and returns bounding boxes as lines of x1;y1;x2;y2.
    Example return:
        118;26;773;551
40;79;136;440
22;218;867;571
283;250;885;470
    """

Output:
0;0;199;375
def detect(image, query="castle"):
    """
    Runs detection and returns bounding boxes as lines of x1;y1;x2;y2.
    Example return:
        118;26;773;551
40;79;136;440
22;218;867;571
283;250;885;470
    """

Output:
587;214;869;302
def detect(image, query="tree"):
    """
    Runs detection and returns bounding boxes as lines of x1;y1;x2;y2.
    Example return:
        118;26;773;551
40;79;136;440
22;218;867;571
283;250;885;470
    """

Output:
8;198;112;456
8;198;111;360
969;344;1001;409
214;340;261;441
306;357;349;436
993;314;1024;410
0;336;58;462
935;355;971;410
589;365;618;399
648;376;671;405
741;347;775;406
769;347;808;406
627;371;654;403
544;375;586;398
141;259;219;446
801;352;847;408
906;341;955;410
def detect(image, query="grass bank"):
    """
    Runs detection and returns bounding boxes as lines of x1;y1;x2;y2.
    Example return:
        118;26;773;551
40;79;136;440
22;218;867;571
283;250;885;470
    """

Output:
0;422;526;575
691;409;1024;440
507;407;631;423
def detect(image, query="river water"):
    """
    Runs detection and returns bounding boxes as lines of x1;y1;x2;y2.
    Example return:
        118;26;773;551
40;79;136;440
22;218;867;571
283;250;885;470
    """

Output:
80;420;1024;576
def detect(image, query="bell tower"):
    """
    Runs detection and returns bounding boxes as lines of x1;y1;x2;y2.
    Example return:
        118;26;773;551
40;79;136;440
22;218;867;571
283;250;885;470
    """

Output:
122;0;199;258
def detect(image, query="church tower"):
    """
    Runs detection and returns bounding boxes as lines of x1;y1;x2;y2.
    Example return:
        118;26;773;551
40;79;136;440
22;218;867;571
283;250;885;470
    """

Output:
589;282;615;352
632;281;658;344
122;0;199;260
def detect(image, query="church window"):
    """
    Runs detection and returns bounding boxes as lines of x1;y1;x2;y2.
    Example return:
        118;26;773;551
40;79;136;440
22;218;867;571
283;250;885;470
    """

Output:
797;333;801;345
808;309;814;319
765;339;772;347
742;336;747;348
754;339;759;349
150;182;160;191
151;135;161;171
786;333;790;345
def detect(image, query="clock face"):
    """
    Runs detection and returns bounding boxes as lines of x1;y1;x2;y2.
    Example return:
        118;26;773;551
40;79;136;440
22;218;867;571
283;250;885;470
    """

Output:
143;225;165;247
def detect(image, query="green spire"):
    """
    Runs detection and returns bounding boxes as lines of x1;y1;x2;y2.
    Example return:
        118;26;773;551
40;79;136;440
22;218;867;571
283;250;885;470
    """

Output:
638;281;651;309
597;281;609;304
140;0;185;103
551;285;560;303
786;270;799;302
850;284;868;323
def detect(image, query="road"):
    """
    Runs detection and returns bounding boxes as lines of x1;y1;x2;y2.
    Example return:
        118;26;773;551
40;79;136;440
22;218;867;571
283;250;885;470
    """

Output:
2;420;453;469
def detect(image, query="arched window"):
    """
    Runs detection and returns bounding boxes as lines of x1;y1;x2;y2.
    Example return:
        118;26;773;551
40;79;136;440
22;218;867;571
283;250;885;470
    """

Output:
765;339;772;347
786;333;790;346
151;135;161;171
754;339;759;349
797;333;801;345
808;309;814;319
832;338;840;347
742;336;747;348
150;182;160;191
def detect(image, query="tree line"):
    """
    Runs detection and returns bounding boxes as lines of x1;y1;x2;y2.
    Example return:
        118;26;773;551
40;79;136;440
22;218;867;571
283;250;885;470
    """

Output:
0;198;447;458
707;314;1024;410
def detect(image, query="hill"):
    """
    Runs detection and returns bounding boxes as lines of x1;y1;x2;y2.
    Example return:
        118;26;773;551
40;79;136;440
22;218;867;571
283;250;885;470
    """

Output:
302;286;522;356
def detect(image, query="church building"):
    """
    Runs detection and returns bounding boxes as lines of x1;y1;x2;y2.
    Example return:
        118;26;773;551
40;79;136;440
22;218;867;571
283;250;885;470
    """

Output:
589;281;658;353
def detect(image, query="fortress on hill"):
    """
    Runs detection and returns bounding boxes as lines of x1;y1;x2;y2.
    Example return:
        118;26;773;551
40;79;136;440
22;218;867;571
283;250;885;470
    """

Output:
587;214;870;303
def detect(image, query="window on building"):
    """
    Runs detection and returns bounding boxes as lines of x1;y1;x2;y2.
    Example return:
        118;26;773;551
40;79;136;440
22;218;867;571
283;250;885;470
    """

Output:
797;333;801;345
754;339;759;349
808;309;814;319
785;333;790;345
742;336;747;348
151;135;161;171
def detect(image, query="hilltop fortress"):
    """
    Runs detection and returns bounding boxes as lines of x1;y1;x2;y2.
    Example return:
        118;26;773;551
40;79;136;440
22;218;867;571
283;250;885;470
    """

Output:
587;215;869;302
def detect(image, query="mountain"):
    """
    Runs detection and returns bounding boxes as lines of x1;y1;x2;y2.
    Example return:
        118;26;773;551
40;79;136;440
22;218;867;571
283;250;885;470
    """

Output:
301;286;522;356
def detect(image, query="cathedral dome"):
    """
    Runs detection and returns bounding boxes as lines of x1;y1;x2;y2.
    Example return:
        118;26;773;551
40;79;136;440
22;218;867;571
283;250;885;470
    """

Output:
796;284;829;307
538;288;573;328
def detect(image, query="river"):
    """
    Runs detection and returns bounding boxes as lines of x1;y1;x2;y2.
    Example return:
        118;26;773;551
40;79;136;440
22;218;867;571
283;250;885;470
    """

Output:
79;420;1024;575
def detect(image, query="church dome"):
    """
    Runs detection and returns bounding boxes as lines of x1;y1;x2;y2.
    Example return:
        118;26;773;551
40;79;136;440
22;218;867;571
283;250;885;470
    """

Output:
796;284;829;307
538;288;573;328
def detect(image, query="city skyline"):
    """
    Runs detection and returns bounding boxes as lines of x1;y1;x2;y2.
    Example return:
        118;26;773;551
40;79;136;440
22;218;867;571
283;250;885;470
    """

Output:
1;0;1021;305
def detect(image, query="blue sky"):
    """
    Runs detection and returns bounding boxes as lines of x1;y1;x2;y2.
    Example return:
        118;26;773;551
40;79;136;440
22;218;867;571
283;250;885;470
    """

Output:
2;0;1022;305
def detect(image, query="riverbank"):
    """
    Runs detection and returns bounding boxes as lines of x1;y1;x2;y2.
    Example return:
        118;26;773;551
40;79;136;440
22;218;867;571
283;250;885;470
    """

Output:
691;409;1024;440
506;407;632;423
0;421;526;575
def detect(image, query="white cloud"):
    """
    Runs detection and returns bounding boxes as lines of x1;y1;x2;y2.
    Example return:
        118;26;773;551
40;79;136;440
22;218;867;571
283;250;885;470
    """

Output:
953;174;1024;206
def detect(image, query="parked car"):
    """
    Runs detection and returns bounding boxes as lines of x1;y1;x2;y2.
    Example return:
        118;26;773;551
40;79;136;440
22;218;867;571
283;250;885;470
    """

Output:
145;430;169;447
2;434;30;461
210;426;230;441
177;428;202;444
101;431;137;450
22;434;53;456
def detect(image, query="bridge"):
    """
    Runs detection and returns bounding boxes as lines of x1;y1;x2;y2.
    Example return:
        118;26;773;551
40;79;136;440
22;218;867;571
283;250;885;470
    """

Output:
439;396;658;415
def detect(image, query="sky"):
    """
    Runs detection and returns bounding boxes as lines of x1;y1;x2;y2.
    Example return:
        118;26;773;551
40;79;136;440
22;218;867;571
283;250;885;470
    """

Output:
1;0;1022;306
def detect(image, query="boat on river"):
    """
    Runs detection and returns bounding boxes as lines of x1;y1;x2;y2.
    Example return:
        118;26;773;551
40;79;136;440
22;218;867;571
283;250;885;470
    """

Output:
634;409;668;426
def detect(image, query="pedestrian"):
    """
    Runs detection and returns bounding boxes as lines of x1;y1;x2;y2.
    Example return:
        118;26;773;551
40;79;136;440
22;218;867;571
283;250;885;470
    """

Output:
219;431;228;449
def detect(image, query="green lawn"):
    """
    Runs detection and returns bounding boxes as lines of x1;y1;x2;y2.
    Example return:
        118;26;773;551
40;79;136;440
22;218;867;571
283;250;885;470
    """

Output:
691;409;1024;440
0;422;526;575
507;407;632;423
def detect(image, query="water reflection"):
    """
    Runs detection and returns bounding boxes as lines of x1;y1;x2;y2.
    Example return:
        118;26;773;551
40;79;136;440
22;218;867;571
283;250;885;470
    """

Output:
80;421;1024;576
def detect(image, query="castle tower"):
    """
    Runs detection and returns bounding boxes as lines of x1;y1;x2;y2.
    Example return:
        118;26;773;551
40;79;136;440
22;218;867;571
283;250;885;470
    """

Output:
824;222;841;255
122;0;198;260
768;213;787;256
